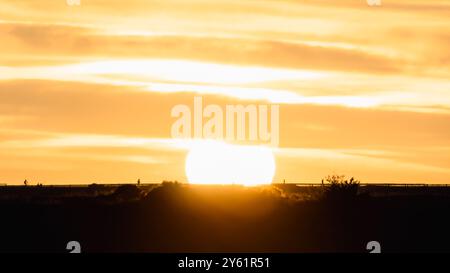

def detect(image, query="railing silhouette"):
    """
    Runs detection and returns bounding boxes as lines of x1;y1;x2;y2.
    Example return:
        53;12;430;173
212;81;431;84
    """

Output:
0;182;449;188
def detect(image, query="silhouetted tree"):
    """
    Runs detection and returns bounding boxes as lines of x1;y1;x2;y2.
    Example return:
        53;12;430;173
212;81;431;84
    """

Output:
322;175;360;201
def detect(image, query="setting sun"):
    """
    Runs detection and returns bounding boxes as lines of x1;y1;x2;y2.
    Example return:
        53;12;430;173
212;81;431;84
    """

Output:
185;141;276;186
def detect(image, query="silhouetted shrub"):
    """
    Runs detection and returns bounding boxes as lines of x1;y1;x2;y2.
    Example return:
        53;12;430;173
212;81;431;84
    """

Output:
161;180;181;186
112;184;142;201
142;181;183;203
88;183;105;196
322;175;360;201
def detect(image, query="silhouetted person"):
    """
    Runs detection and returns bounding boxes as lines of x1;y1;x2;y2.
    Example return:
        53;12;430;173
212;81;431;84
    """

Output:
24;179;28;186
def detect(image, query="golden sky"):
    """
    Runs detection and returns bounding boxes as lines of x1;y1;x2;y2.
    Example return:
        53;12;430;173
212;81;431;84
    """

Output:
0;0;449;184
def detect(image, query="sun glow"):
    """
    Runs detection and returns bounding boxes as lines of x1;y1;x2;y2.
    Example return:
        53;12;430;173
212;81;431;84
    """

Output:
185;141;276;186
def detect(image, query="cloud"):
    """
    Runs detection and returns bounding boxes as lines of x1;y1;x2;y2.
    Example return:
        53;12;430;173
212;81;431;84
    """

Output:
0;80;448;151
0;23;402;75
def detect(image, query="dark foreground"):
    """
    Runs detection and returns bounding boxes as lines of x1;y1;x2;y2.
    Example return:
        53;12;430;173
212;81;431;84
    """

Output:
1;183;450;253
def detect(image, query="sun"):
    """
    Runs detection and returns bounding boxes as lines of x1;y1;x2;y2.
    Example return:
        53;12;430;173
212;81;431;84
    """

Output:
185;141;276;186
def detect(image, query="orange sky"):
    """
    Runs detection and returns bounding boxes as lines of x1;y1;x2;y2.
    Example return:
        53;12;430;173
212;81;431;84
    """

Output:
0;0;449;184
